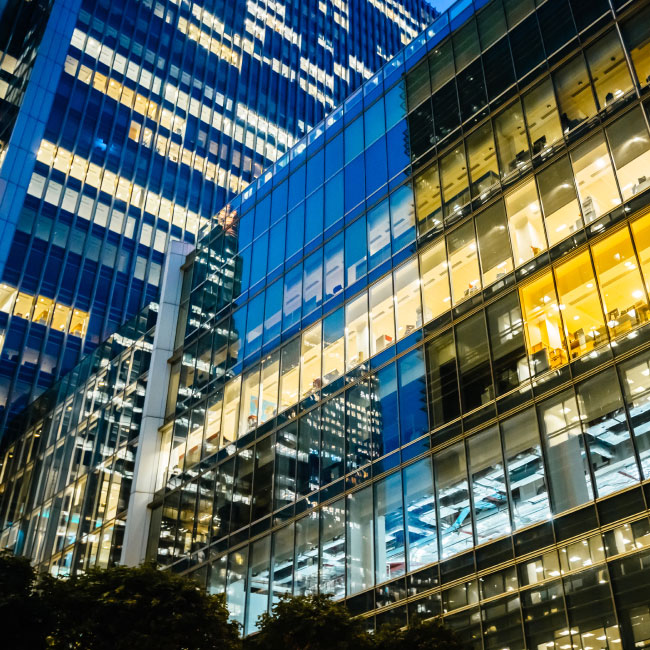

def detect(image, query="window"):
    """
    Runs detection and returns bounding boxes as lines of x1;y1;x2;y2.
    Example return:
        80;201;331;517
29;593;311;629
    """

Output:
501;409;550;529
591;227;648;338
536;156;583;245
367;198;391;270
585;30;634;109
13;292;34;319
403;457;437;570
420;241;450;322
632;215;650;295
447;220;480;305
279;338;300;412
322;308;344;386
620;6;650;87
456;313;494;412
414;163;442;235
505;179;546;266
554;251;607;359
222;376;241;445
429;40;455;94
468;426;509;544
369;276;395;356
475;201;513;286
440;145;470;222
51;304;70;333
300;322;321;400
374;472;405;584
522;78;563;160
0;284;16;313
426;330;460;426
435;442;472;558
239;367;260;436
553;54;597;133
319;500;345;598
345;217;367;285
294;513;319;596
274;424;297;511
372;363;399;455
576;369;639;497
205;392;223;454
345;293;369;370
466;122;499;201
486;291;529;396
538;390;593;513
520;271;567;374
271;524;294;602
259;352;279;424
398;347;428;443
347;485;373;595
606;107;650;200
32;296;53;325
494;100;530;182
245;536;270;635
394;260;421;340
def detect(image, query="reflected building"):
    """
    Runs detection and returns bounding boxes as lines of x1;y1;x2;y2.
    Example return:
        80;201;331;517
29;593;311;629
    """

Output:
5;0;650;647
0;0;433;429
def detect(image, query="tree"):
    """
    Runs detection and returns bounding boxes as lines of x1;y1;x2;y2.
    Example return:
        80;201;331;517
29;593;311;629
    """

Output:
374;616;466;650
245;593;372;650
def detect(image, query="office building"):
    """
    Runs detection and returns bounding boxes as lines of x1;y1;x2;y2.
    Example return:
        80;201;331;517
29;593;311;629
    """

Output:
0;0;433;428
4;0;650;647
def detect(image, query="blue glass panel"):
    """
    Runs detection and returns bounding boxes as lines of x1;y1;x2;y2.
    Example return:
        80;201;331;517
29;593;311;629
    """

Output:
283;263;303;332
263;279;283;344
390;182;416;252
305;187;324;244
286;204;305;258
254;195;271;238
325;132;344;180
238;245;252;295
344;116;364;164
345;156;366;213
386;121;411;180
385;81;407;131
302;248;323;316
398;347;429;444
267;218;286;273
271;180;289;225
245;292;265;358
288;165;306;210
372;362;400;456
345;217;368;286
229;305;248;371
367;197;391;271
306;147;324;195
324;232;344;301
325;171;344;229
238;213;254;249
364;97;386;147
250;233;269;287
365;137;388;197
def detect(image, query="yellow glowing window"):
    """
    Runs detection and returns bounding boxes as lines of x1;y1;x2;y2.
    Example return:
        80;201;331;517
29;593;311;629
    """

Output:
300;322;322;399
53;148;72;173
134;94;147;114
128;121;141;141
70;155;88;181
69;309;88;338
631;214;650;294
86;163;102;186
101;170;117;194
13;292;34;319
51;304;70;332
92;72;108;92
0;284;17;313
116;178;132;202
222;376;241;444
107;78;121;101
37;140;56;165
32;296;54;325
77;64;92;84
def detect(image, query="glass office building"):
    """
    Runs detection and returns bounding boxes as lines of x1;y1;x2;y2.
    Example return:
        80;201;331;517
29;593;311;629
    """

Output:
4;0;650;647
0;0;432;429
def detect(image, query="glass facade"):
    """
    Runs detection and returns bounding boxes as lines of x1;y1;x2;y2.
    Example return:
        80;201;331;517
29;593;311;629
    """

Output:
4;0;650;648
0;0;432;429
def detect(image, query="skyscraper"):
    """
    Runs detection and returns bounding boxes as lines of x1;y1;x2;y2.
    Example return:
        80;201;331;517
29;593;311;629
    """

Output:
0;0;433;428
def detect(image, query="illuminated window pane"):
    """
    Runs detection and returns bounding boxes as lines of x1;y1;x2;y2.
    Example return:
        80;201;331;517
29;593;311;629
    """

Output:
299;322;322;399
466;121;499;201
592;228;648;338
69;309;88;337
0;284;17;313
606;107;650;200
345;293;369;370
475;201;513;286
222;376;241;444
204;391;223;454
51;304;70;333
374;471;405;584
620;6;650;88
554;251;607;359
279;338;300;412
322;308;344;386
239;366;260;437
369;276;395;356
32;296;54;325
414;162;442;236
536;156;583;245
440;145;470;222
447;220;480;305
553;54;597;133
319;499;345;599
420;240;450;322
13;292;34;319
519;271;567;374
505;179;546;266
522;78;563;160
394;259;421;340
403;457;437;570
347;486;374;595
570;133;621;222
259;351;279;424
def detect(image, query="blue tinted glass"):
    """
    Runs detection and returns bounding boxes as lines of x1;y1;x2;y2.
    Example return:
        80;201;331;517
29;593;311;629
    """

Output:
325;171;344;229
268;218;286;273
306;147;324;195
345;217;368;285
305;187;324;244
390;183;416;251
283;263;303;331
238;245;252;295
365;137;388;197
364;98;386;147
367;197;391;270
344;156;365;213
230;305;248;370
325;132;344;179
344;117;364;164
286;204;305;258
372;362;400;456
271;181;288;224
238;213;254;249
264;279;283;344
324;232;344;301
386;121;410;180
254;195;271;237
303;248;323;315
385;81;407;131
398;347;429;444
245;292;265;358
250;233;269;286
288;165;306;210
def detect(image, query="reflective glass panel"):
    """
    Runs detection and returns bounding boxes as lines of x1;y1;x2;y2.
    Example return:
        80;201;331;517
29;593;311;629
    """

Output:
403;457;437;570
319;499;345;598
426;330;460;427
414;163;442;236
294;512;319;596
522;78;563;159
475;201;513;286
504;179;546;266
447;220;480;305
369;276;395;356
300;322;322;400
375;472;406;584
440;145;470;221
621;6;650;88
246;536;271;634
322;308;344;386
239;366;260;436
345;293;369;370
394;259;422;340
347;485;374;595
279;338;300;412
553;54;597;133
420;240;451;322
456;312;494;412
259;351;279;424
494;100;530;182
271;523;294;602
222;376;241;444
